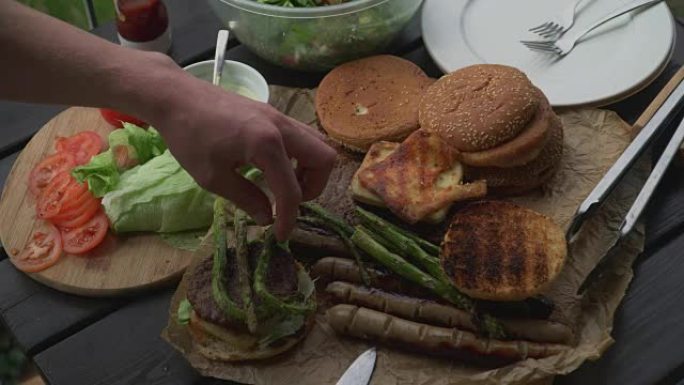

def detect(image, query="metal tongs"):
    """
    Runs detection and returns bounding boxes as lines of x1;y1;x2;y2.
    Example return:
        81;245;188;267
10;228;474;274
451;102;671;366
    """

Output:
573;76;684;294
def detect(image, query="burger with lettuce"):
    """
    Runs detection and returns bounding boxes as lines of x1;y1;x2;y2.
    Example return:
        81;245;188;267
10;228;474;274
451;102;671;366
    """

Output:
177;198;317;361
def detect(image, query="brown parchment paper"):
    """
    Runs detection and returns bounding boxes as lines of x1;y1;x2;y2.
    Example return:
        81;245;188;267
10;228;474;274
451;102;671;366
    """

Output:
162;86;649;385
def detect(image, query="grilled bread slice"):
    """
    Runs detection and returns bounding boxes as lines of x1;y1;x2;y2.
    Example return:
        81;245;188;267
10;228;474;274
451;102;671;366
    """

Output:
441;201;566;301
356;130;485;224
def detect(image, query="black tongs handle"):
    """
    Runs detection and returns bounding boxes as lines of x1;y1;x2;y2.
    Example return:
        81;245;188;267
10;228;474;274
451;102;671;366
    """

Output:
566;79;684;242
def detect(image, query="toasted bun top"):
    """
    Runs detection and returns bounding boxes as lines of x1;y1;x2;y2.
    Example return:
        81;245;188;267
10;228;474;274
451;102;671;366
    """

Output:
441;201;567;301
316;55;433;152
419;64;540;152
460;89;555;168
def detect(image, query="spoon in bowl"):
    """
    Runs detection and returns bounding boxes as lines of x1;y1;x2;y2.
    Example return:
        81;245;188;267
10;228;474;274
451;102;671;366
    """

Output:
212;30;230;87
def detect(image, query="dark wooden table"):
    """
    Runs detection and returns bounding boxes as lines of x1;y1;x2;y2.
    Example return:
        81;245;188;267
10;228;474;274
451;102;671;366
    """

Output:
1;2;684;384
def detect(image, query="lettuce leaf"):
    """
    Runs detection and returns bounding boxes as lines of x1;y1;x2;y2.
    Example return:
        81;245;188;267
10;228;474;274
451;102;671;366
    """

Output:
71;151;119;197
177;299;193;325
102;150;215;233
160;229;210;251
72;123;166;197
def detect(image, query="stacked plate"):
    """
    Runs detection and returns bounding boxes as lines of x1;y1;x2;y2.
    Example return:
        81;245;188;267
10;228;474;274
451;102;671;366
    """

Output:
422;0;675;107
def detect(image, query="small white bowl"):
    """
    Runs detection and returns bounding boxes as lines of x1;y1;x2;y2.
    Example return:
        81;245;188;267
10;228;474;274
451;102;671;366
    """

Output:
183;60;269;103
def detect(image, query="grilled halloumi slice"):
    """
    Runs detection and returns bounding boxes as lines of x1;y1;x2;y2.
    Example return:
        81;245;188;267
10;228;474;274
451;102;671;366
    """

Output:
355;130;485;224
350;141;398;206
350;141;449;223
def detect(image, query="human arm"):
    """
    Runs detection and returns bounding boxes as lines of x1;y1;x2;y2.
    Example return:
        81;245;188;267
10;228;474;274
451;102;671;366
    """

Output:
0;0;336;240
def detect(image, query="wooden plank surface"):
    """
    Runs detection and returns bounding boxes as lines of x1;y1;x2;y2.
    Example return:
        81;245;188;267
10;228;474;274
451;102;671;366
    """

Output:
0;107;199;297
32;288;210;385
557;230;684;385
0;152;19;262
0;260;125;355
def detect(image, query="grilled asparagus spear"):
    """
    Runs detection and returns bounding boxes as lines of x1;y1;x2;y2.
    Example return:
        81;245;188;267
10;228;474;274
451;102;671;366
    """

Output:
253;230;316;315
351;226;506;339
356;206;440;255
211;198;245;321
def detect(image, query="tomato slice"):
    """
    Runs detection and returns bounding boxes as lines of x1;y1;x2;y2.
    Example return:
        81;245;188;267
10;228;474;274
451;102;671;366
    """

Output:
11;223;62;273
99;108;147;129
59;189;96;215
55;131;104;165
36;173;83;219
52;199;100;228
28;152;76;196
61;211;109;255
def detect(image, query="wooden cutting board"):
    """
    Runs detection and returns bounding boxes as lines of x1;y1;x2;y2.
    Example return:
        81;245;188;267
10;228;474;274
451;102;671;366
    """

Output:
0;107;199;297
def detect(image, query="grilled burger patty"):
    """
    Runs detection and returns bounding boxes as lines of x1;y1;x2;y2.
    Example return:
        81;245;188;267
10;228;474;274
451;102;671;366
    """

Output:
186;243;298;330
441;201;567;301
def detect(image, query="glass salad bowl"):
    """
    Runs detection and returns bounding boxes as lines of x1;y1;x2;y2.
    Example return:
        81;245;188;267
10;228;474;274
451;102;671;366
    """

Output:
208;0;424;71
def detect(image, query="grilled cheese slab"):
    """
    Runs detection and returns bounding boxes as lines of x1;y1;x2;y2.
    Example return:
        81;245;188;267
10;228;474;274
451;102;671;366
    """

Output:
354;130;485;224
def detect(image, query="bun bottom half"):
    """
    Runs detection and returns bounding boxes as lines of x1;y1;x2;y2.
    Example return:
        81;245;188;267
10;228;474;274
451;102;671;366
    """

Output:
188;311;313;362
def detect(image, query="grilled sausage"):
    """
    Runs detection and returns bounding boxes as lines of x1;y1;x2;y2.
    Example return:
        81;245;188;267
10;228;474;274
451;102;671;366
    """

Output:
327;304;568;366
311;257;555;319
289;228;350;259
326;281;573;344
311;257;430;297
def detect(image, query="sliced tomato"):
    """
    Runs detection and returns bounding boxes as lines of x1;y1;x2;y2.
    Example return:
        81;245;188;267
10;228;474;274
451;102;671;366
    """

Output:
61;211;109;255
36;173;83;219
55;131;104;165
52;199;100;228
99;108;147;128
59;189;96;215
60;185;93;211
28;152;76;196
11;223;62;273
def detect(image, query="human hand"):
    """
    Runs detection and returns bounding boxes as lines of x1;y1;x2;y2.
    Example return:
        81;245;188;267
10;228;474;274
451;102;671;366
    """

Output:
139;59;337;241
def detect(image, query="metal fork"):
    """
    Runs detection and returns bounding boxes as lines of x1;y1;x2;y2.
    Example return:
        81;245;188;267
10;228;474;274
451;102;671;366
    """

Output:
529;0;585;38
521;0;664;56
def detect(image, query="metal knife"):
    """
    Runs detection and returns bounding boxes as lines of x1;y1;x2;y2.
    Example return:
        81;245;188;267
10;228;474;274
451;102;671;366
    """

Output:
335;347;377;385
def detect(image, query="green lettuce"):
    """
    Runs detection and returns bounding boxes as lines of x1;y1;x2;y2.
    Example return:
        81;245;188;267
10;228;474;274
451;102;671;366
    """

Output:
72;123;166;197
71;151;119;197
177;299;193;325
160;229;210;252
102;150;215;233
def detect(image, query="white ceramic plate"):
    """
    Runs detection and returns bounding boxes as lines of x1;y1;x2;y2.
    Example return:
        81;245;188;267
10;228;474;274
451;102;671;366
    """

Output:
422;0;675;107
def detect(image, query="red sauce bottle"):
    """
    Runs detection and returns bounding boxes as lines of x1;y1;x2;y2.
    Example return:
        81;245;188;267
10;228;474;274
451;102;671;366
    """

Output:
114;0;171;53
101;0;171;128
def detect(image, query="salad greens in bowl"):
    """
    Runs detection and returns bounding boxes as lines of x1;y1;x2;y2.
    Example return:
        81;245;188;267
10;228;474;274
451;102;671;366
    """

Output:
208;0;423;71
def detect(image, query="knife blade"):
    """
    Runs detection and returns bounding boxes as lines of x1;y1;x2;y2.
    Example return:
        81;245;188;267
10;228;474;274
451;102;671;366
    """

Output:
335;347;377;385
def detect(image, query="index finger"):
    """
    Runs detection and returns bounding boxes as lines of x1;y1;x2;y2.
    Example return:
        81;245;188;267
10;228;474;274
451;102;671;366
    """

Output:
279;118;337;201
250;132;302;241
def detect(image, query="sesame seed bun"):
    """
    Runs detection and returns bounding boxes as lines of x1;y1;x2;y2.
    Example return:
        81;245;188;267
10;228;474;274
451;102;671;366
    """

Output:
315;55;433;153
419;64;540;152
460;89;555;168
464;116;563;195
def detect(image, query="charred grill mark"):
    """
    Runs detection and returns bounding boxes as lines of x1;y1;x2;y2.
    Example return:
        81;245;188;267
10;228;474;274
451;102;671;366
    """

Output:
473;213;505;290
460;222;479;290
506;217;526;289
533;233;549;287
